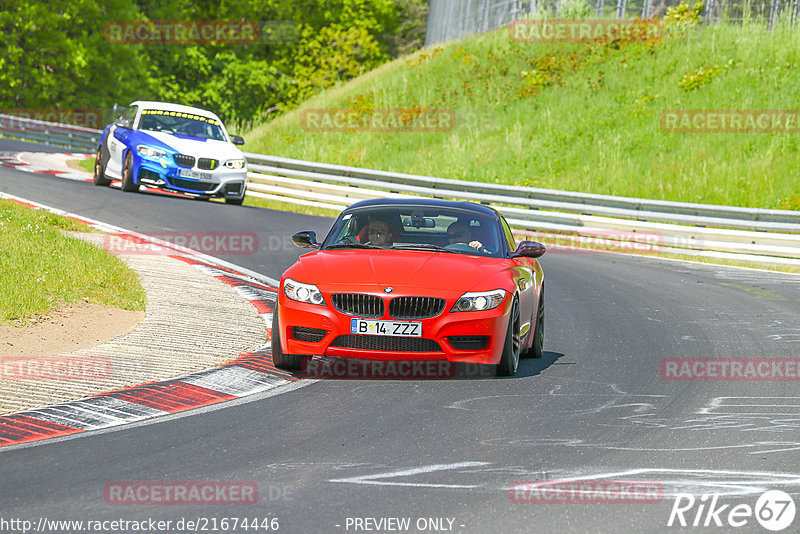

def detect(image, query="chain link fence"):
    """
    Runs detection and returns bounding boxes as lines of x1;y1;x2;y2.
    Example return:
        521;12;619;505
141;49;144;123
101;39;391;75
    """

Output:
425;0;799;45
425;0;531;45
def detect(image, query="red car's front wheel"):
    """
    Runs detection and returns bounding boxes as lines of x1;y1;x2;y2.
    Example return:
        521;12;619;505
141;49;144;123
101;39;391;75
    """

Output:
496;296;520;376
271;303;306;370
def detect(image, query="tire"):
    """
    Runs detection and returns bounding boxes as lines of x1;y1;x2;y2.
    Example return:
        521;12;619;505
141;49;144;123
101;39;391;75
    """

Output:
92;146;111;186
271;303;304;370
522;286;544;359
496;296;521;377
120;152;138;192
225;195;245;206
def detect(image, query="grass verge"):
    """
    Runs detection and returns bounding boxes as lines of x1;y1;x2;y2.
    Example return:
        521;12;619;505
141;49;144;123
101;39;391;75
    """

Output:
74;157;94;174
244;22;800;210
0;199;147;324
241;195;341;218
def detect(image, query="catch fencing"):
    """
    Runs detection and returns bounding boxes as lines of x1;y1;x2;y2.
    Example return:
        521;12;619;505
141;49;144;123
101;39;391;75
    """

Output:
425;0;799;45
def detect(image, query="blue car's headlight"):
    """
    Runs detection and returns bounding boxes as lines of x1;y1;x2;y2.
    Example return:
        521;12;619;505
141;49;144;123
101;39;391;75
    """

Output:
452;289;506;312
225;159;246;170
137;145;168;159
284;278;325;306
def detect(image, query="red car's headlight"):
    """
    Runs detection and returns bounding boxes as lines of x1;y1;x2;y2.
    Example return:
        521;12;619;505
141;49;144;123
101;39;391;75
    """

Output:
452;289;506;312
283;278;326;306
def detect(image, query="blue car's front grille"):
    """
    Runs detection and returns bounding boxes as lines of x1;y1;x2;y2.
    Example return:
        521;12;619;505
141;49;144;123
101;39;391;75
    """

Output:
198;158;218;170
174;154;195;168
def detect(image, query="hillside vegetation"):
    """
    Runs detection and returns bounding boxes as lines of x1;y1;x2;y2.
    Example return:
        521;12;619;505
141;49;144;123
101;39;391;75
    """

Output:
245;20;800;209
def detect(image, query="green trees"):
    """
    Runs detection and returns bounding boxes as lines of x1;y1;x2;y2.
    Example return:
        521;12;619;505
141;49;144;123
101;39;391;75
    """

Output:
0;0;427;127
0;0;150;110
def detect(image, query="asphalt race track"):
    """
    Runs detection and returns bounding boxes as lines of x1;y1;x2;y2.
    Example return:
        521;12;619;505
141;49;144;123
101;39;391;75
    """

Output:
2;139;800;533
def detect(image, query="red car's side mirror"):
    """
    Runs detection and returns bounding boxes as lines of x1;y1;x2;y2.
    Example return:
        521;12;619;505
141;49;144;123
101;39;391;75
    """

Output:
512;241;546;259
292;231;320;249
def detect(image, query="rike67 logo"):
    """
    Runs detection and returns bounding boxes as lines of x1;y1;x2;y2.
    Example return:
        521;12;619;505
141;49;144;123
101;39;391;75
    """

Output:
668;490;796;531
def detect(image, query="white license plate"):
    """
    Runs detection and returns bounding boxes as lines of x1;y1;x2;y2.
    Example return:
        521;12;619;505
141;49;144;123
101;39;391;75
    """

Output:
179;168;213;181
350;319;422;337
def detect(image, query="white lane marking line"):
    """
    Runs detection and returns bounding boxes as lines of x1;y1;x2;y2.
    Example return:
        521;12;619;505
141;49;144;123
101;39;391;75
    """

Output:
329;461;490;489
332;464;800;497
699;396;800;415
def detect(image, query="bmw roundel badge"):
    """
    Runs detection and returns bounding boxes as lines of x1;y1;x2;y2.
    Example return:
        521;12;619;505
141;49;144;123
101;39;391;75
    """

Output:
384;287;394;293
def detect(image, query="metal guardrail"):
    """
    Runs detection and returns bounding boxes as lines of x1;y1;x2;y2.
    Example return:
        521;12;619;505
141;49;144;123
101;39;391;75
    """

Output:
2;111;797;265
243;152;800;266
0;114;101;152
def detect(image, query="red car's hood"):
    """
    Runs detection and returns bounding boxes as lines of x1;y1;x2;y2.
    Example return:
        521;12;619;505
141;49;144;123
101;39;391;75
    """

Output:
285;250;511;293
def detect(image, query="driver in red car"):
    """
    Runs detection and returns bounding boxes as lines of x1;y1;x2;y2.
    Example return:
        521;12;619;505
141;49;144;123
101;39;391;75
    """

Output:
365;218;396;247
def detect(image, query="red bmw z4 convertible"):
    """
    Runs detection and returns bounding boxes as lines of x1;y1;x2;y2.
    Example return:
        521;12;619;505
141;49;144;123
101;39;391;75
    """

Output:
272;198;546;377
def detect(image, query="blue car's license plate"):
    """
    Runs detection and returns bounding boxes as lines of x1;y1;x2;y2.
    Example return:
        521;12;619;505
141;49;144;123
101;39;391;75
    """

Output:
179;168;213;181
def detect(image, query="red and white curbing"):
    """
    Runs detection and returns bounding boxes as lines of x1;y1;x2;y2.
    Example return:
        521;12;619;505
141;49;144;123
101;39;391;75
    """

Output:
0;193;295;448
0;151;94;182
0;151;197;197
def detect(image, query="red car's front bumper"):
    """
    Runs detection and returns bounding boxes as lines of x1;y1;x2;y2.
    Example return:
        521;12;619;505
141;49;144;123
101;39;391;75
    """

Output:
276;292;511;366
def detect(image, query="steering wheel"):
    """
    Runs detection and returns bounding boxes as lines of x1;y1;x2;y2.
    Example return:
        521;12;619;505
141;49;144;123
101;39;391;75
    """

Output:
333;236;359;245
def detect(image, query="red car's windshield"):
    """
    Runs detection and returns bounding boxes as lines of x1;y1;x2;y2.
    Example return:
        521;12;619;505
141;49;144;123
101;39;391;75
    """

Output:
323;206;503;258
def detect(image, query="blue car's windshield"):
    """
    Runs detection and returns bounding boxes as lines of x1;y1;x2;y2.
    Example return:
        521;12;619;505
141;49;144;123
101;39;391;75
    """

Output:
138;109;227;141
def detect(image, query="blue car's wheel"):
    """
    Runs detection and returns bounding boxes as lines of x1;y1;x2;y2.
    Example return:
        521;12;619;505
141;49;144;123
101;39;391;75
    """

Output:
93;146;111;186
120;152;138;193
